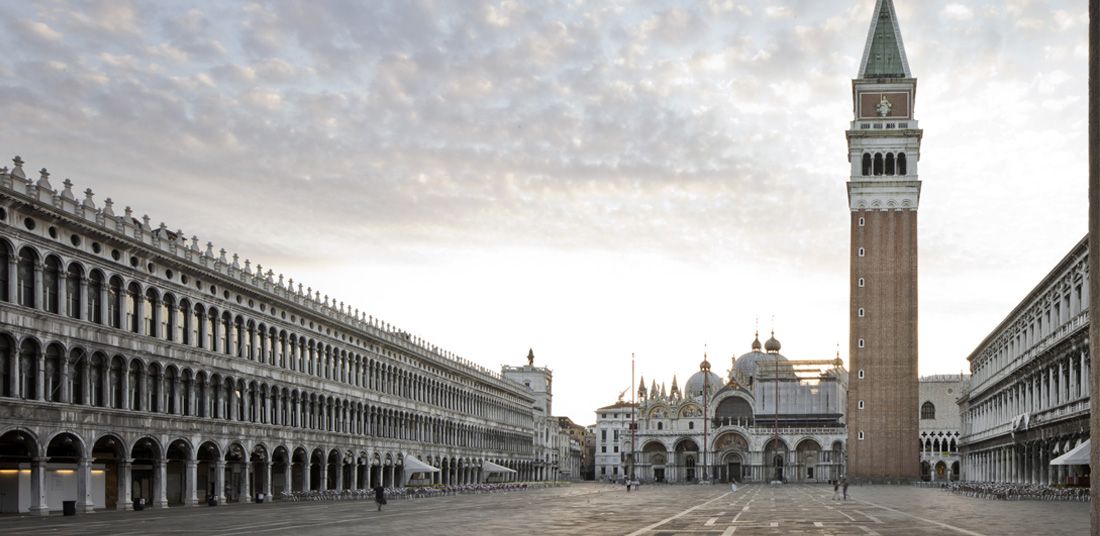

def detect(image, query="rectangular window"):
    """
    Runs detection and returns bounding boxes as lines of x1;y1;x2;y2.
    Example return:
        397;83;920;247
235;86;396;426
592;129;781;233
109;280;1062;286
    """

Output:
858;400;865;409
858;247;865;257
858;431;865;440
858;369;865;379
858;278;865;288
858;308;865;318
858;217;865;226
858;338;865;348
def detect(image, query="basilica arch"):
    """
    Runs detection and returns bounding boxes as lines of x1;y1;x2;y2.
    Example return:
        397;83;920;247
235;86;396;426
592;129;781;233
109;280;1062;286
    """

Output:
712;431;749;483
673;438;700;483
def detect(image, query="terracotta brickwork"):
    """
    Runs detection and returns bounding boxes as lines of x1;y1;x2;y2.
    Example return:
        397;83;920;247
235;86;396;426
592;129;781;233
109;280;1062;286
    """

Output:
847;209;920;480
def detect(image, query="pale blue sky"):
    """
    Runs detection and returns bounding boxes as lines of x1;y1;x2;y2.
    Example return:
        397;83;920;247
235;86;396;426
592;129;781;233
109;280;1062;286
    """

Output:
0;0;1090;424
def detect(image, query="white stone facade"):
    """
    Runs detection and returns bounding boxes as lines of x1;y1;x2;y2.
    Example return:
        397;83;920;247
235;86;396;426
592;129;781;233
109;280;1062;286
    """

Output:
919;374;968;481
958;236;1090;486
0;156;547;514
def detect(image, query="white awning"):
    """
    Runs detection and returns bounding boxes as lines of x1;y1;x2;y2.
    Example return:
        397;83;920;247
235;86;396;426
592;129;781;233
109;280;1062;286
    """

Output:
1050;440;1090;466
482;460;517;474
403;455;440;475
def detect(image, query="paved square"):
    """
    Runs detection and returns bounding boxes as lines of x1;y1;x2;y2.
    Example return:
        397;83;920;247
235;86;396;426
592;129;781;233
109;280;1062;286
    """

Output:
0;483;1088;535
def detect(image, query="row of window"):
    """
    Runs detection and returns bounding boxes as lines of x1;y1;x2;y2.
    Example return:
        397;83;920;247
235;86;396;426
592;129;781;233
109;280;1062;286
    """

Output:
0;334;532;455
860;152;908;177
0;240;530;426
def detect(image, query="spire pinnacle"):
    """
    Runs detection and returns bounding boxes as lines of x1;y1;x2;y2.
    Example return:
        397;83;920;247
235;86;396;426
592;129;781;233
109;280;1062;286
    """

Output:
858;0;911;79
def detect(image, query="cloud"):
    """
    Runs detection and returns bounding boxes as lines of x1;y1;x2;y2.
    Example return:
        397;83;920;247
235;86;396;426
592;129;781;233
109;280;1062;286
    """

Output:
941;4;974;21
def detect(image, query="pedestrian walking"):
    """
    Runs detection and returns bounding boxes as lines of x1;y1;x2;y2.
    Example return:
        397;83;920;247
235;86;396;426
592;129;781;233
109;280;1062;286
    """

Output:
832;479;840;500
374;485;386;512
841;477;849;501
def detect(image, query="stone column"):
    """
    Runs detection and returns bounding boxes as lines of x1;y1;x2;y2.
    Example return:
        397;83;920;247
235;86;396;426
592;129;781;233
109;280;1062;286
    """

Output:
215;461;226;505
319;461;328;490
153;459;169;508
185;459;198;506
35;347;45;401
241;462;252;503
29;457;49;515
118;459;133;511
77;457;96;512
60;354;71;403
349;462;358;490
283;462;291;496
264;460;272;499
33;262;43;309
301;461;311;492
6;256;16;303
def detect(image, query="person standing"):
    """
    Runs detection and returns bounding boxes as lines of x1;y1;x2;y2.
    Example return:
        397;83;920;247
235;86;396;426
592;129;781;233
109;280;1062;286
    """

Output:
832;479;840;500
841;478;849;501
374;485;386;511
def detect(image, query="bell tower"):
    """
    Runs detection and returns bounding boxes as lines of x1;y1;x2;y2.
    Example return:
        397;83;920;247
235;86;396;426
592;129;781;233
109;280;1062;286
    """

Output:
845;0;921;481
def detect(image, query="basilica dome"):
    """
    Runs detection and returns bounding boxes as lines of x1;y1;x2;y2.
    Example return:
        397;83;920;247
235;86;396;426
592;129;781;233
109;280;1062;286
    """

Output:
685;370;724;398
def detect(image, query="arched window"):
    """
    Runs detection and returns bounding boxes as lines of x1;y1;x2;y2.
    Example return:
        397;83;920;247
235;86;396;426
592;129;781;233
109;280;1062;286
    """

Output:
885;153;895;175
861;153;872;176
897;153;907;175
657;422;663;430
107;277;123;329
17;247;37;308
873;153;884;176
66;263;82;319
921;401;935;419
0;242;9;302
87;271;103;324
43;256;61;314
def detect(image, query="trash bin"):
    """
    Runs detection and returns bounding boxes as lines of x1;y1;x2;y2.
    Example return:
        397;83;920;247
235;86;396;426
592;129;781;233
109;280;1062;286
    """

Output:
133;498;145;511
62;500;76;516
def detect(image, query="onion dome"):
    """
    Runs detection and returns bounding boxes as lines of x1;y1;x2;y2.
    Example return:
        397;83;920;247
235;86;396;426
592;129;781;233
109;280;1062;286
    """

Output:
751;331;762;351
764;330;781;354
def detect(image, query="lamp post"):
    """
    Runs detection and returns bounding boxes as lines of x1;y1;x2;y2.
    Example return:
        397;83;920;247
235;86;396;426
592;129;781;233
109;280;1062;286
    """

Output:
701;354;711;484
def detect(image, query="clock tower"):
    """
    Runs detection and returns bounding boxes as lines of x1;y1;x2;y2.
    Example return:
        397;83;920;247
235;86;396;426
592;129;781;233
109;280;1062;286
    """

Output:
845;0;921;481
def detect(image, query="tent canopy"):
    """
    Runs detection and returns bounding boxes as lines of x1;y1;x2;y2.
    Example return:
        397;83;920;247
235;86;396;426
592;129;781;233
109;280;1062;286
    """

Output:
1050;440;1090;466
403;454;441;474
482;460;517;474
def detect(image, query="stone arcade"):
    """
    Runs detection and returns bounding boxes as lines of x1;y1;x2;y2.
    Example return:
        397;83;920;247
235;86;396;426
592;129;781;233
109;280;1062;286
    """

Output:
0;156;551;514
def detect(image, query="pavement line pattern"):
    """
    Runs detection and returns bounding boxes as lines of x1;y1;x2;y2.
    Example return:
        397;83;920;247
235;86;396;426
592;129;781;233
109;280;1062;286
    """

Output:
623;491;731;536
854;498;988;536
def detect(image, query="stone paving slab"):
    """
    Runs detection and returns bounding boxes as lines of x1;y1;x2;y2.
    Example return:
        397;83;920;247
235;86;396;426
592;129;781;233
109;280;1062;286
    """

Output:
0;483;1089;535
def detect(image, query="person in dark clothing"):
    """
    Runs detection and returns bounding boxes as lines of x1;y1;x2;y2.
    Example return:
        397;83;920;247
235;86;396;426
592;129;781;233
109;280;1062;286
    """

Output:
374;485;386;511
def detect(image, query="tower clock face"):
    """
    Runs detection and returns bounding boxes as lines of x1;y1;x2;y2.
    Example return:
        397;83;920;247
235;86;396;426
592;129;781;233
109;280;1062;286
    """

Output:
859;91;910;119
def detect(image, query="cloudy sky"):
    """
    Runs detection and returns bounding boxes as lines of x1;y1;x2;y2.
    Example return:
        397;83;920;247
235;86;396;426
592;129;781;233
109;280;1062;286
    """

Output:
0;0;1090;425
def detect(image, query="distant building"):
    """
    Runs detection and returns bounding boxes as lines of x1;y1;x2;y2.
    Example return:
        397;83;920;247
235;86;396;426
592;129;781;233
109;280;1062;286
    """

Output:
919;374;968;481
597;332;848;483
958;237;1090;485
502;349;579;481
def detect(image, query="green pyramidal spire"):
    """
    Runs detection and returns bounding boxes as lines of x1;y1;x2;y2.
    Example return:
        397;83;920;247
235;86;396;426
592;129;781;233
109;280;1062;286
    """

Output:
859;0;911;79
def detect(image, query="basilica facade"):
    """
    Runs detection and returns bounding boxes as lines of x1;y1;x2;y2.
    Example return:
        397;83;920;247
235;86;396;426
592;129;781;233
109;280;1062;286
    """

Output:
0;156;549;514
595;333;848;484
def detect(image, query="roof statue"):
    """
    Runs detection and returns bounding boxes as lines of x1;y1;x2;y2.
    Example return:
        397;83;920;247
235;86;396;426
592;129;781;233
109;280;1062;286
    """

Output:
858;0;912;79
526;348;534;366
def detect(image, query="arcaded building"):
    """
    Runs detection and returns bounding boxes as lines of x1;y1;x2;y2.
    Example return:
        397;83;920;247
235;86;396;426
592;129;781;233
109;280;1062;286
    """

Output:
0;156;543;514
846;0;922;482
919;374;968;482
958;237;1090;486
598;333;848;484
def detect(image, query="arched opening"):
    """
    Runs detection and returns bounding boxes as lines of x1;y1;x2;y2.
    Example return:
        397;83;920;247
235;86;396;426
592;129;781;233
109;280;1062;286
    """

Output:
17;247;37;308
873;153;884;176
715;396;754;427
0;430;37;513
309;449;324;491
764;438;788;482
107;276;123;329
68;348;86;405
326;450;340;490
920;461;931;482
65;263;82;319
43;256;61;314
46;432;91;511
196;442;220;504
224;443;246;503
44;343;62;402
130;437;161;508
951;461;960;481
19;338;39;400
165;439;191;506
0;241;9;302
250;445;268;502
796;439;822;482
291;447;308;492
88;353;106;407
674;439;699;482
897;153;907;175
126;282;142;334
272;446;290;497
91;435;124;510
0;334;11;397
885;153;895;175
108;356;124;409
934;461;947;481
861;153;872;176
86;270;103;324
